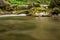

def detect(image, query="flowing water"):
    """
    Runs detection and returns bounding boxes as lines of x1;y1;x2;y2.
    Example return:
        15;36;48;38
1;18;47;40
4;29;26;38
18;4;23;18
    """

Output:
0;16;60;40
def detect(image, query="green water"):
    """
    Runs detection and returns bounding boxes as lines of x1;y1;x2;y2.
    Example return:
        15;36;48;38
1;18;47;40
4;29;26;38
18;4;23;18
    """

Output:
0;16;60;40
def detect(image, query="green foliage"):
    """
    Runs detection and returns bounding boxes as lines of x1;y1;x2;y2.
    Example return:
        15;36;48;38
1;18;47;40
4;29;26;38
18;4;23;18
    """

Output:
29;7;46;16
7;0;26;5
53;7;60;12
35;0;50;5
53;7;59;10
7;0;50;5
16;5;29;10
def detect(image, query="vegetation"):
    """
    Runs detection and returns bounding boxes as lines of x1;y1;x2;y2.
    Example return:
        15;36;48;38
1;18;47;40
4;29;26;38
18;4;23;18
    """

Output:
7;0;27;5
7;0;50;5
49;0;60;8
0;0;60;15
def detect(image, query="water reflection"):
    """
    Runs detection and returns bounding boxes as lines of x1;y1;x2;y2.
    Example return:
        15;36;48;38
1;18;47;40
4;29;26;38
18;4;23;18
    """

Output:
0;16;60;40
35;17;60;40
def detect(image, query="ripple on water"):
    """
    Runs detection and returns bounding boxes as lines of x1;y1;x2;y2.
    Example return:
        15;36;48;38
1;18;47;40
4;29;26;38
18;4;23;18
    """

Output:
0;33;37;40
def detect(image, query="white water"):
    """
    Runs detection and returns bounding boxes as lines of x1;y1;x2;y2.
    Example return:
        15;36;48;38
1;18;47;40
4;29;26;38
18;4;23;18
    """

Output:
0;14;27;17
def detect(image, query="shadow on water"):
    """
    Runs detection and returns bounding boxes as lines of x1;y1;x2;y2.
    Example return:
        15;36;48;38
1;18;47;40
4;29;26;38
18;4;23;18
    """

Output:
0;16;34;20
51;16;60;22
0;29;7;33
0;21;36;33
0;33;37;40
